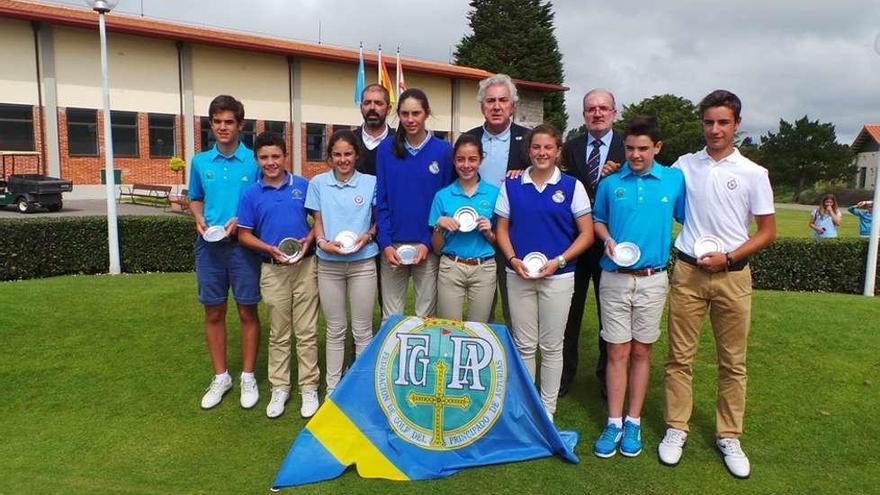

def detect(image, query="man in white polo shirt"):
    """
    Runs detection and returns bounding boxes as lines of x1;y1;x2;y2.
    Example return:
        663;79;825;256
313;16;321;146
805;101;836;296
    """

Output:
658;90;776;479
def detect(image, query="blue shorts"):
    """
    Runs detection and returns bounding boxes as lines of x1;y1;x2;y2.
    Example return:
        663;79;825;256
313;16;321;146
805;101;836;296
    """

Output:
195;236;261;306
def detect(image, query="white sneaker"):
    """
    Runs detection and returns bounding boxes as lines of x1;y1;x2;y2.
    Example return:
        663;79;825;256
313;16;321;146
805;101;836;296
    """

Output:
240;377;259;409
200;375;232;410
300;389;320;418
658;428;687;466
266;389;290;419
717;437;751;479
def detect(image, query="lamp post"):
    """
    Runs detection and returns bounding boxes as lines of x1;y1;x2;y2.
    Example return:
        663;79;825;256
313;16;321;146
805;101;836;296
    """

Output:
86;0;121;274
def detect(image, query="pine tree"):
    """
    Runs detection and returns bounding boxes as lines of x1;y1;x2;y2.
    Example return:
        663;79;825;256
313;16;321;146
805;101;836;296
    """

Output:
454;0;567;132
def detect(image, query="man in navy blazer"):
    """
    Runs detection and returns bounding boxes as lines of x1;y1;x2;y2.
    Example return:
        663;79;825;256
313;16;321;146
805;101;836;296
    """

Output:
559;88;625;398
465;74;530;327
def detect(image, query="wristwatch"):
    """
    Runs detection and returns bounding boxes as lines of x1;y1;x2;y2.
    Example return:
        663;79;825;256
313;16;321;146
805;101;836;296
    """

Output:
555;255;567;269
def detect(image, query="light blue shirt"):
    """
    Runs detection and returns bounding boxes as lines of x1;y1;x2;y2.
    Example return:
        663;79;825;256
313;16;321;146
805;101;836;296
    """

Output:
187;142;259;227
404;131;433;156
480;123;511;187
305;170;379;261
593;161;686;271
585;130;614;184
429;179;499;259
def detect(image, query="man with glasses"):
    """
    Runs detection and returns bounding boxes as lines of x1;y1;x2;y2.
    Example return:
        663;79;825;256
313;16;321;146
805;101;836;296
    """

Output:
559;89;625;398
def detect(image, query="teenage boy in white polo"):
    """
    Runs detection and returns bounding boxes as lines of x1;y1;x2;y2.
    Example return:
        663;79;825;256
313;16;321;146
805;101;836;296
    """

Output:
189;95;261;411
237;132;320;419
659;90;776;479
592;116;685;458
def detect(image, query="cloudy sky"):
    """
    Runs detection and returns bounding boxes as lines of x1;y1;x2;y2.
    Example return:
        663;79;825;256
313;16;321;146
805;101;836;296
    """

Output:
48;0;879;143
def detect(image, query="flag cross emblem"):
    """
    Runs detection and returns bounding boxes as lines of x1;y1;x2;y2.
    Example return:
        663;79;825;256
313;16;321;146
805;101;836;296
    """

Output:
407;361;472;448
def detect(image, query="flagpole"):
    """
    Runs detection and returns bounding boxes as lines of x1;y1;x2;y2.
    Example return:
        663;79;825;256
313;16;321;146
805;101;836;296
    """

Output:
377;44;383;86
396;46;401;99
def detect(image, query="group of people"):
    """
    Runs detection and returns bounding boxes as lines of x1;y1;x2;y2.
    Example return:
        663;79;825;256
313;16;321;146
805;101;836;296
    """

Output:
809;193;875;238
188;74;777;480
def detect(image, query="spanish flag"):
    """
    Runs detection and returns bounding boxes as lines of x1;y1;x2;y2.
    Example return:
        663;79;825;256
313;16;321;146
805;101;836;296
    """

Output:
272;315;579;489
377;46;395;106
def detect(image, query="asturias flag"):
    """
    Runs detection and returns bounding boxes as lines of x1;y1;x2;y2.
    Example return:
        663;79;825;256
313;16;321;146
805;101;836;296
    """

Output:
354;42;366;106
272;316;579;489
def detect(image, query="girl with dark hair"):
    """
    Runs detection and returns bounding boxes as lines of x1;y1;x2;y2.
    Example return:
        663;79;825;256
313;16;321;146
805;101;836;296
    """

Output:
429;134;500;322
375;88;454;320
305;129;378;395
809;193;842;239
495;124;594;421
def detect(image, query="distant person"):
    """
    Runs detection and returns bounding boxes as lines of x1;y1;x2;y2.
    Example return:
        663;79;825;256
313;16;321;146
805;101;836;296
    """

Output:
495;124;594;422
809;194;842;239
376;88;454;320
188;95;261;411
591;116;686;459
237;132;320;419
465;74;530;327
430;134;500;322
355;83;394;176
306;130;378;397
848;200;874;237
559;88;626;398
659;90;776;479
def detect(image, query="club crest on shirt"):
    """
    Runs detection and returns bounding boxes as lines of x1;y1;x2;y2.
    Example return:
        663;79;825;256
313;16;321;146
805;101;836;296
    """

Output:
615;187;626;199
206;171;214;180
480;200;490;210
354;194;365;205
661;196;669;203
552;190;566;204
727;178;738;190
292;189;303;200
429;161;440;175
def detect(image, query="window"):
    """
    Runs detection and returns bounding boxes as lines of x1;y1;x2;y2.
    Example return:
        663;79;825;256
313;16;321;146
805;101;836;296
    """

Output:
148;114;176;158
111;111;138;157
241;119;256;149
0;104;35;151
264;120;285;137
332;124;352;135
306;123;327;161
199;116;215;152
200;117;256;151
434;130;449;142
67;108;98;156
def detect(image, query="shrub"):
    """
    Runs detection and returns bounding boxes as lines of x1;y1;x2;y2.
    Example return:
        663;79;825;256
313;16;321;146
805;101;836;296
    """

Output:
0;216;196;280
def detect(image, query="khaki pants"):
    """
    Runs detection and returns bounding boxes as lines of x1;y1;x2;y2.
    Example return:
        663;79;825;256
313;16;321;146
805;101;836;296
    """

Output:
664;260;752;438
379;246;439;320
507;273;575;415
436;256;497;322
260;256;320;393
318;258;377;391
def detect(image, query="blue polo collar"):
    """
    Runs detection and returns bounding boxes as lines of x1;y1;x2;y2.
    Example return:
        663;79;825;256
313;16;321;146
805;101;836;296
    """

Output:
330;170;361;188
257;171;292;189
620;161;663;179
208;141;251;162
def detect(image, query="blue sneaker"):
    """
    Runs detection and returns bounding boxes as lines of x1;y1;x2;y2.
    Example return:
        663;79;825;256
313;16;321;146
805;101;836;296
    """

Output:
620;420;643;457
593;423;623;458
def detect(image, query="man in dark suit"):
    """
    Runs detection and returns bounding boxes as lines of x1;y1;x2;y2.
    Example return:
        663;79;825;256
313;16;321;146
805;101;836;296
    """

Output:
355;83;393;176
559;88;625;398
465;74;530;326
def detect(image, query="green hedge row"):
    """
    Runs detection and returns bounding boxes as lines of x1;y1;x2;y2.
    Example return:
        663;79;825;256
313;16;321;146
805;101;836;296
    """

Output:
1;216;877;294
0;216;196;280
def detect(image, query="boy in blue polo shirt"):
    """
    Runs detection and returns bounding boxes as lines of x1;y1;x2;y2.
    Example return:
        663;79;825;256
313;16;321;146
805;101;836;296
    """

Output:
591;116;686;458
237;132;320;419
188;95;262;411
848;201;874;237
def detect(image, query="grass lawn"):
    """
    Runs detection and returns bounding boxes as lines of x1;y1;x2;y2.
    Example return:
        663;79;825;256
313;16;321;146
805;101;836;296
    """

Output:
1;273;878;494
670;206;864;240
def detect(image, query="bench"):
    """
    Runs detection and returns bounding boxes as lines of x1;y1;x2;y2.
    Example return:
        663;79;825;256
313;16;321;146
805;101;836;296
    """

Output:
167;188;191;213
119;183;172;207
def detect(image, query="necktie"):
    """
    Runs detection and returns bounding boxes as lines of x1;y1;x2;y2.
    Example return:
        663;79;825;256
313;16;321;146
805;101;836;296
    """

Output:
587;139;602;187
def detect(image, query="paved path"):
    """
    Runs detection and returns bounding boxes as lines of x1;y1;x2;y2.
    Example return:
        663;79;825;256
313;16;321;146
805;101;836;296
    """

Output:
0;199;187;218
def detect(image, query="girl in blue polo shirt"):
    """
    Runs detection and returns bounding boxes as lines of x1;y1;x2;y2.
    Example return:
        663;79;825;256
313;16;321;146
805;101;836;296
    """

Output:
305;130;379;395
495;124;595;421
429;134;500;322
376;88;454;320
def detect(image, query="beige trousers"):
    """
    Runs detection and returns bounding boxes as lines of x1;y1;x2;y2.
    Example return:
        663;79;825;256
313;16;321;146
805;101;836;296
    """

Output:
379;246;439;320
317;258;377;391
506;273;575;415
664;260;752;438
436;256;497;322
260;256;320;393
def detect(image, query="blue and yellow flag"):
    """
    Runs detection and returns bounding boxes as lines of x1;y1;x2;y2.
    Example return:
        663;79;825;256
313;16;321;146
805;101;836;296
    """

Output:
272;316;579;489
353;42;365;106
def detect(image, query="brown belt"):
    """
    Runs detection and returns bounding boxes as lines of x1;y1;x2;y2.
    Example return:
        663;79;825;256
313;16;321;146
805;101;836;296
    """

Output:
615;267;666;277
443;253;494;266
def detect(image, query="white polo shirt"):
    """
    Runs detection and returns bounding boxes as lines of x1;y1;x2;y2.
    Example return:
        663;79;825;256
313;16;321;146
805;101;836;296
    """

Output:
673;148;775;257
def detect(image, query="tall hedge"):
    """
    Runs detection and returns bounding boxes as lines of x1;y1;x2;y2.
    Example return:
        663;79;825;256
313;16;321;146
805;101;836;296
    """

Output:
0;216;877;295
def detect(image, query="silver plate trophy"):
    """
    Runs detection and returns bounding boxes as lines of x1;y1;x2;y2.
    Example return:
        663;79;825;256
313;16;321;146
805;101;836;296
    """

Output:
334;231;359;254
202;226;227;243
278;237;303;263
453;206;479;232
693;235;724;258
612;242;641;267
522;251;548;278
396;244;417;265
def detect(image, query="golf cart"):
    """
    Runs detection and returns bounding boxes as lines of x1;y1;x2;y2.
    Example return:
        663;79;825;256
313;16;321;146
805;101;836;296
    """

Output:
0;151;73;213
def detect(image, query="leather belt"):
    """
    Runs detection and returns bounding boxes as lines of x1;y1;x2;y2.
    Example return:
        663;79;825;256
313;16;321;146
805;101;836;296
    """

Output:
616;267;666;277
676;251;748;272
443;253;494;266
262;252;313;264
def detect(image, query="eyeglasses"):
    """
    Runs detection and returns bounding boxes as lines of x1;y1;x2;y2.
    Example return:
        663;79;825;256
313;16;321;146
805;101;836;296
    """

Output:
585;106;615;114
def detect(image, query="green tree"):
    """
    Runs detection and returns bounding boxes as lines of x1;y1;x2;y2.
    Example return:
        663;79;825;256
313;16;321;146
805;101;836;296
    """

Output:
613;94;703;165
758;116;853;201
454;0;567;132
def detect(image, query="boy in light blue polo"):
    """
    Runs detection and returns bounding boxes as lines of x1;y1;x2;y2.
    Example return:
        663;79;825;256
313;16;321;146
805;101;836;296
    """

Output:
591;116;686;458
848;201;874;237
188;95;262;412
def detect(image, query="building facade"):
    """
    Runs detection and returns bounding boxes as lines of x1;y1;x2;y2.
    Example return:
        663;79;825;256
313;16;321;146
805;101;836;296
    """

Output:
0;0;565;199
851;124;879;190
